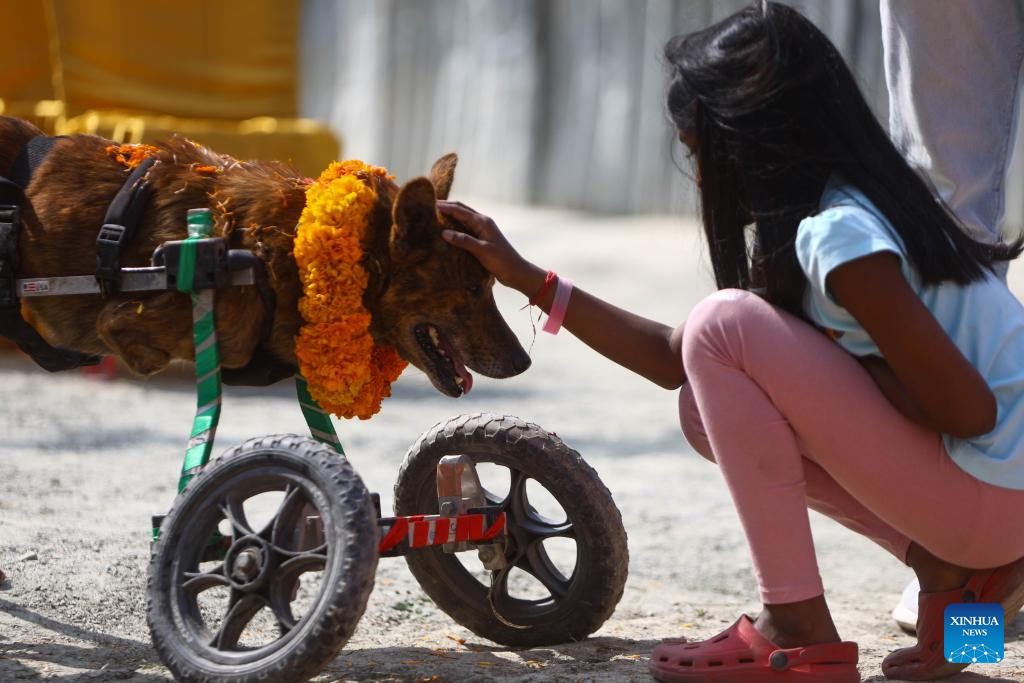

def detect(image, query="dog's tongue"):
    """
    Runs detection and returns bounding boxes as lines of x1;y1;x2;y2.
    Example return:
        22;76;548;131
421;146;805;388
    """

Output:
438;334;473;395
455;359;473;395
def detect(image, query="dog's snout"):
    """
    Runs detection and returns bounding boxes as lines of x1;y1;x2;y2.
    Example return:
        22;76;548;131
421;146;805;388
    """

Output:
512;350;531;375
467;347;531;379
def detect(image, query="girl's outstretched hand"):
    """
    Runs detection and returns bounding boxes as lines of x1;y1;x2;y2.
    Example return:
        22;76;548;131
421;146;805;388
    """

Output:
439;200;685;389
438;201;540;294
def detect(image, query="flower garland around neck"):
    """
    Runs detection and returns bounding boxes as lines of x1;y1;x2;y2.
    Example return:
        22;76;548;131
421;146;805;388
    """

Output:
292;160;408;420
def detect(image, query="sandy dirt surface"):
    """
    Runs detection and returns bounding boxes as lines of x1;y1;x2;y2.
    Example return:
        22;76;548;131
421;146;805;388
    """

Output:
3;203;1024;682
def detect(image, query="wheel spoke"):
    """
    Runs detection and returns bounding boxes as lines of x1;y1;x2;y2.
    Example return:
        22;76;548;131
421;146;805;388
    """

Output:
268;486;310;549
501;470;575;545
182;564;230;594
487;561;557;628
518;541;572;598
515;516;574;540
258;484;297;536
271;541;328;559
266;551;327;636
270;591;297;635
278;551;327;575
506;470;528;517
219;497;255;538
267;576;298;636
209;593;266;651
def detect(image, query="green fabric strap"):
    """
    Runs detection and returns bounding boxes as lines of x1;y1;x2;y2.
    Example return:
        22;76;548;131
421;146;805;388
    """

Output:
175;238;197;293
296;375;345;455
170;227;343;496
176;235;222;491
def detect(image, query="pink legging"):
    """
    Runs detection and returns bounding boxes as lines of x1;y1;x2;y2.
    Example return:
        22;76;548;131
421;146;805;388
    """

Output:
681;288;1024;604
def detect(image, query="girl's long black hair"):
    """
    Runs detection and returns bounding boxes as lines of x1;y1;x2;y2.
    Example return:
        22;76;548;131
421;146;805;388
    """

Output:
665;1;1022;317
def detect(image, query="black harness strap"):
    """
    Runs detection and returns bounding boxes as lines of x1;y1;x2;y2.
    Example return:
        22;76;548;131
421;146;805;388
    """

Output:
8;135;63;190
95;156;158;295
0;179;24;311
219;248;291;386
0;136;100;371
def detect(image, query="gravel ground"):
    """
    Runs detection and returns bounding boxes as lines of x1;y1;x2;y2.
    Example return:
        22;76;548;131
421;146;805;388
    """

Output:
3;202;1024;682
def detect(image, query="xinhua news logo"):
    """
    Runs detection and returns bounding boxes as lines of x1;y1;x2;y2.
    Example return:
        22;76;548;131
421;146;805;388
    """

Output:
944;603;1004;664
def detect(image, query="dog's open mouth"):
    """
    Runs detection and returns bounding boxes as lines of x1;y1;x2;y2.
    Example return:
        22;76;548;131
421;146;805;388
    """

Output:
414;323;473;397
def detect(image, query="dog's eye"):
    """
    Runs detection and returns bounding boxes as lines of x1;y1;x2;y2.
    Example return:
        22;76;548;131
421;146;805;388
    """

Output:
467;284;483;297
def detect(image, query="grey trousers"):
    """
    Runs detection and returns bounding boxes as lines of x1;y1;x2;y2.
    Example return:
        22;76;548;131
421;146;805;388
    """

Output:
882;0;1024;245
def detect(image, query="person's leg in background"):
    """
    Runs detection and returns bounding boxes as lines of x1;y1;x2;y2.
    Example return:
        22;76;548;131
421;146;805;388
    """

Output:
883;0;1024;249
881;0;1024;630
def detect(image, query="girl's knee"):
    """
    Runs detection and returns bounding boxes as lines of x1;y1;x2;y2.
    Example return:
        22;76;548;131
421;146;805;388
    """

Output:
679;381;715;462
682;288;768;371
687;288;766;334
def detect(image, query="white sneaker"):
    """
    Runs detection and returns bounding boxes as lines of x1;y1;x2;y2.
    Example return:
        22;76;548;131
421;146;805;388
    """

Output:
892;577;919;634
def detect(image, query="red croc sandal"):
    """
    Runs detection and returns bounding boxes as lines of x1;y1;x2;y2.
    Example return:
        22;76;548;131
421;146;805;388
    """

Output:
882;554;1024;681
649;615;860;682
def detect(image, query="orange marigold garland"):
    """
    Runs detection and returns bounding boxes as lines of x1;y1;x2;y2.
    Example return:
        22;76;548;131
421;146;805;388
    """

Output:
293;160;407;419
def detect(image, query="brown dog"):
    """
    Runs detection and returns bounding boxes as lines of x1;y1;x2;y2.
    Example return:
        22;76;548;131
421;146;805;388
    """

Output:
1;116;530;396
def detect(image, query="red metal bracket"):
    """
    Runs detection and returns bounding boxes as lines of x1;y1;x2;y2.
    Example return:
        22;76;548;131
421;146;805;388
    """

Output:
378;511;506;557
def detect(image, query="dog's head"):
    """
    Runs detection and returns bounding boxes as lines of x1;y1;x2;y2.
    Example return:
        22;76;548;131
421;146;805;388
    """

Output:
368;154;531;397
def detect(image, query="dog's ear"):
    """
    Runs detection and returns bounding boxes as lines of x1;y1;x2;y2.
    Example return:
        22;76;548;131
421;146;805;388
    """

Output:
391;177;439;253
427;153;457;200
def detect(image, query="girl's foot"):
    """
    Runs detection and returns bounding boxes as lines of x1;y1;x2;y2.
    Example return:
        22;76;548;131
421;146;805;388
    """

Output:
906;542;973;593
752;595;841;649
882;551;1024;680
650;611;859;682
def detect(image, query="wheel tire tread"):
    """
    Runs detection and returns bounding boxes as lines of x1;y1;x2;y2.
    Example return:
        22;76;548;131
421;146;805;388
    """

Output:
147;434;377;683
394;414;627;647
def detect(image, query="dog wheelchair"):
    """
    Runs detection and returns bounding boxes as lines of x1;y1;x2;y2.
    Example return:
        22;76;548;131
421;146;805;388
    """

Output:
8;207;629;682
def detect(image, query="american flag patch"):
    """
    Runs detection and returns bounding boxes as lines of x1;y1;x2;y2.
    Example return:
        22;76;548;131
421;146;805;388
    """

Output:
20;280;50;294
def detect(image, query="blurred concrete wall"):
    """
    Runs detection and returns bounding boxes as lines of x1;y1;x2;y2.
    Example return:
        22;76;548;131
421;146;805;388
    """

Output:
300;1;1024;224
300;0;886;215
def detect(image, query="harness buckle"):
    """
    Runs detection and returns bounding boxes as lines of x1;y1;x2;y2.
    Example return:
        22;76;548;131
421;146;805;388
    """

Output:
95;223;127;295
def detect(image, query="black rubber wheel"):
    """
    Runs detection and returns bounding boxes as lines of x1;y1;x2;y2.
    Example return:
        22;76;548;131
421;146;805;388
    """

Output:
147;434;377;683
394;413;628;647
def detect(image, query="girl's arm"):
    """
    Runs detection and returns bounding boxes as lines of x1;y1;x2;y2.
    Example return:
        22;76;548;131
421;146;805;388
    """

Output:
438;201;686;390
827;251;997;438
856;354;932;425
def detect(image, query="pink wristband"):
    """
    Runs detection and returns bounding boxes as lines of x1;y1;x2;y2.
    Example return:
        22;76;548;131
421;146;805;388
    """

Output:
542;276;573;335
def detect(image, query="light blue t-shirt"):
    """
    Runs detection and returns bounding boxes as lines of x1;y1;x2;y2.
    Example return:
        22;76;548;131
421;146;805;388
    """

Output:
796;176;1024;490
